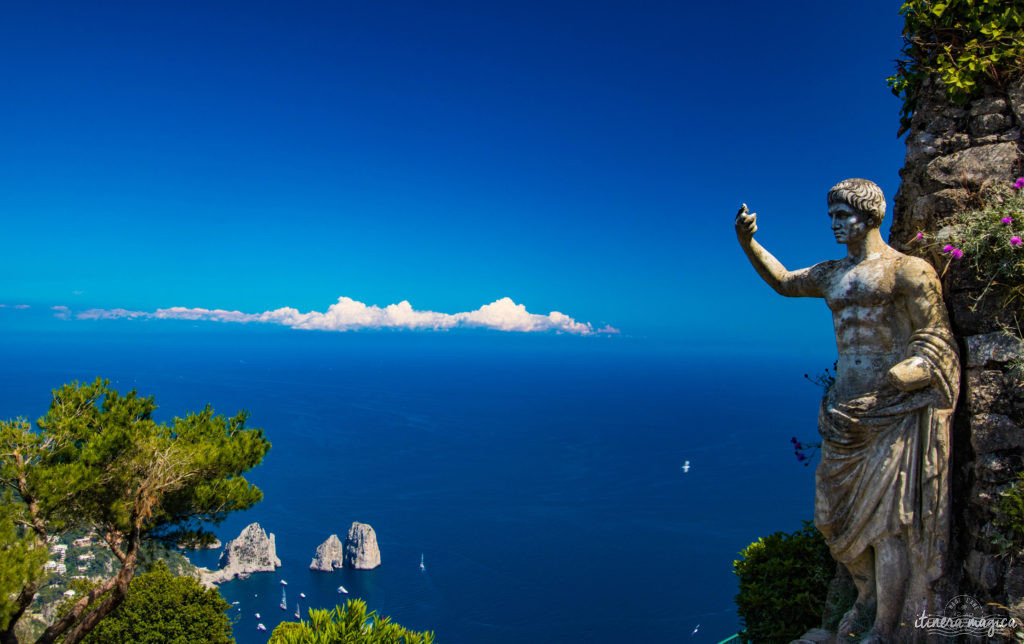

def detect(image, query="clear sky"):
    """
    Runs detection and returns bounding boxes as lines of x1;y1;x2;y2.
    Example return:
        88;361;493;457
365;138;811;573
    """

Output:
0;1;908;350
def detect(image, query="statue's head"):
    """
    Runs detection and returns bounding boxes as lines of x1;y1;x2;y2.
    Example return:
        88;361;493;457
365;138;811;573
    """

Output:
827;178;886;229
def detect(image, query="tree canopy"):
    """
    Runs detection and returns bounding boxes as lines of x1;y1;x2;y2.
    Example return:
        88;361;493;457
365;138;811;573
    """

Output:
0;378;270;644
81;561;233;644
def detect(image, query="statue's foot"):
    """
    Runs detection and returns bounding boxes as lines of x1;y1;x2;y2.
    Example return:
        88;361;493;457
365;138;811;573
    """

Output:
837;603;872;640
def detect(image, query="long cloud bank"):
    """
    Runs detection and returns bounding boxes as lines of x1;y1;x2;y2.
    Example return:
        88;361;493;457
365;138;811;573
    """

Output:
70;297;617;335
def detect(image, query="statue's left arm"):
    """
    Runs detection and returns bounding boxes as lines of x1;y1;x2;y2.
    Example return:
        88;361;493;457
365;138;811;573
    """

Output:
888;257;954;392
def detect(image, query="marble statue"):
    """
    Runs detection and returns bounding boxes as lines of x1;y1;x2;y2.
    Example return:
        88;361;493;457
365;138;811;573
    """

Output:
735;178;960;642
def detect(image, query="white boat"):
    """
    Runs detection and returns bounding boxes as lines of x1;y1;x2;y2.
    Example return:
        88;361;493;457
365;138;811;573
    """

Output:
299;592;306;599
280;587;287;610
255;613;260;619
337;585;348;594
420;554;425;571
231;601;239;605
257;623;266;632
280;579;288;585
294;602;301;619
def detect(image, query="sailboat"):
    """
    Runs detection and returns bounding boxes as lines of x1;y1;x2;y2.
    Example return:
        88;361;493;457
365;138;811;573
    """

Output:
280;586;287;611
294;601;301;620
419;554;425;571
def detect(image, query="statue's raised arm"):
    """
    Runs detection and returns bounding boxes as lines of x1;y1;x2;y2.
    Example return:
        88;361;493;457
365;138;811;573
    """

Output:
734;204;823;298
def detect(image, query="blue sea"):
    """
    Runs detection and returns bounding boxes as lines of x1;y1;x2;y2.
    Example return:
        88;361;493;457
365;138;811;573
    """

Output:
0;320;823;643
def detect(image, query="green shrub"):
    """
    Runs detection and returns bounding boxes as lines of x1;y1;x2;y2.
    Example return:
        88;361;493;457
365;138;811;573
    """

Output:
994;472;1024;555
82;561;233;644
939;185;1024;310
888;0;1024;133
734;521;834;643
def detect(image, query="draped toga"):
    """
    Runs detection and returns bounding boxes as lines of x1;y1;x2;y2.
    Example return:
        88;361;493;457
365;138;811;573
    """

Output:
814;328;960;582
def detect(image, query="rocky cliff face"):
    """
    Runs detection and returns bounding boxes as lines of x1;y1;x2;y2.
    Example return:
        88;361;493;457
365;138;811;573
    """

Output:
309;534;345;571
891;75;1024;618
342;522;381;570
199;522;281;586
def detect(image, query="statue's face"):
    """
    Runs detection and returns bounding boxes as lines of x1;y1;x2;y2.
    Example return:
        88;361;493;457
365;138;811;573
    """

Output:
829;203;869;244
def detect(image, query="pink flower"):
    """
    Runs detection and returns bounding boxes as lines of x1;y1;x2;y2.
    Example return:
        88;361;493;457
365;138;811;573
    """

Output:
916;232;924;240
1012;236;1023;247
1015;177;1024;190
1002;217;1014;225
943;245;964;258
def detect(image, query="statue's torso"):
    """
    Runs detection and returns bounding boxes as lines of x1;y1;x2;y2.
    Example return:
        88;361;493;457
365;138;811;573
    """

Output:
820;251;912;398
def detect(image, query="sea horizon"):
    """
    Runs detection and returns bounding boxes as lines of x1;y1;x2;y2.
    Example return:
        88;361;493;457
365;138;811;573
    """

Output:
0;323;824;642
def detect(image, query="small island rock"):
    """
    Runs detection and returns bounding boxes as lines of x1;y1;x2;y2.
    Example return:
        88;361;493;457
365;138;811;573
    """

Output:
199;522;281;586
343;522;381;570
309;534;345;571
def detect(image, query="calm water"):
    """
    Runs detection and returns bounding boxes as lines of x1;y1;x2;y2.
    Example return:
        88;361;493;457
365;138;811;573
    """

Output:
0;323;822;643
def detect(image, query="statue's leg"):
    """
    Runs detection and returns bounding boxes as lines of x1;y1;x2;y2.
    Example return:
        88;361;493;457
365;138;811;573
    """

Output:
836;549;876;638
864;535;909;642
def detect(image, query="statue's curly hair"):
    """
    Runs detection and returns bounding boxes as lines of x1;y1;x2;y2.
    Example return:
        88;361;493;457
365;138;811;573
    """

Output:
827;178;886;228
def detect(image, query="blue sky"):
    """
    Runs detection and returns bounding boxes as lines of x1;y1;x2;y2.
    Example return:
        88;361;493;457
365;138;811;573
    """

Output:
0;1;908;348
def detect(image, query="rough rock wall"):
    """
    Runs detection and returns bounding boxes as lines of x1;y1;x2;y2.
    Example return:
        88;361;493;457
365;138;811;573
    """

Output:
309;534;345;571
200;522;281;586
342;522;381;570
891;76;1024;614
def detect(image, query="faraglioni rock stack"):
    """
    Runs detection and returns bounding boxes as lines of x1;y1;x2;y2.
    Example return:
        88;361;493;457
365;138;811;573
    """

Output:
309;534;345;571
199;522;281;586
342;522;381;569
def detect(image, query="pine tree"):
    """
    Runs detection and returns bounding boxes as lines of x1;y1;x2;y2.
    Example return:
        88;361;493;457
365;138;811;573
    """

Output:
0;378;270;644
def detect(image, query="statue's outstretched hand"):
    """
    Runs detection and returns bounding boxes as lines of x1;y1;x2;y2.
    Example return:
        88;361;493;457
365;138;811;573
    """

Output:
735;204;757;244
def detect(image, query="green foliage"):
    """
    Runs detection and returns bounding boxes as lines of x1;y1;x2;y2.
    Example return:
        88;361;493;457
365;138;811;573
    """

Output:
31;378;269;548
887;0;1024;133
994;471;1024;555
269;598;434;644
81;561;233;644
733;521;834;644
0;490;48;631
0;378;270;642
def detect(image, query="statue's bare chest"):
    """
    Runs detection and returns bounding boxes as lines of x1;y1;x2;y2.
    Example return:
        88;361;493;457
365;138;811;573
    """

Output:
823;258;899;312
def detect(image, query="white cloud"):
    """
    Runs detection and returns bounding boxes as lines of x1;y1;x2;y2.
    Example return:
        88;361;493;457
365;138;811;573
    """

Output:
65;296;616;335
0;304;31;309
51;305;71;320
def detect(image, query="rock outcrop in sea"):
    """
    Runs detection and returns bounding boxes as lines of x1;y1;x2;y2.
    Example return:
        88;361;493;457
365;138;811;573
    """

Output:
342;522;381;570
309;534;345;571
199;522;281;586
